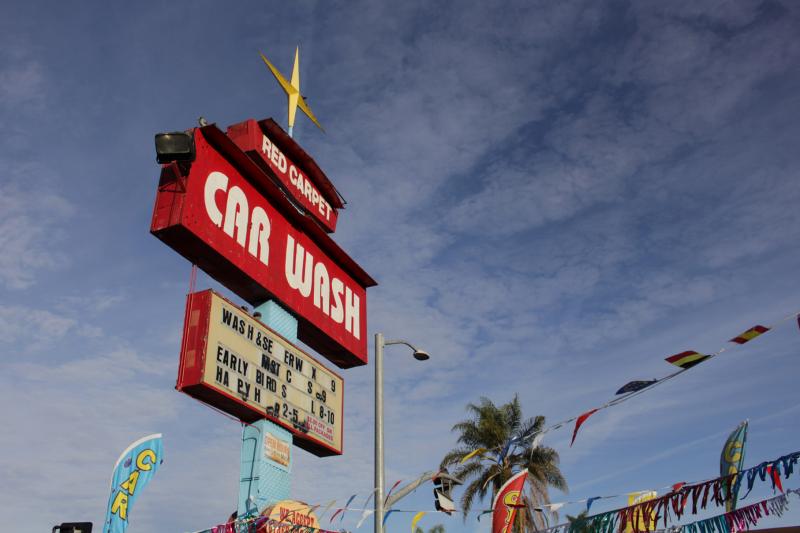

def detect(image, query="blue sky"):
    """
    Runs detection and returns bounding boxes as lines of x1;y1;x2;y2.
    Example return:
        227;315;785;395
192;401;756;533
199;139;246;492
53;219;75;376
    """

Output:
1;1;799;532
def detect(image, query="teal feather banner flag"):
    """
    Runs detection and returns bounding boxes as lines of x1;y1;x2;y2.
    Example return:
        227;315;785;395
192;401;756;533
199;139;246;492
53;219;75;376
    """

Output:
720;421;748;512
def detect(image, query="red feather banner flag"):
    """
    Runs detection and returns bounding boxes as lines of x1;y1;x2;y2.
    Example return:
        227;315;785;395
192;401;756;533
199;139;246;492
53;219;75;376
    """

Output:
492;470;529;533
571;408;599;447
729;325;770;344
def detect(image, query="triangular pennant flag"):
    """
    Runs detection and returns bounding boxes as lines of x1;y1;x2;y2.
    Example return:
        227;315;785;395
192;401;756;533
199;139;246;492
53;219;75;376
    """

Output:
383;509;397;526
460;448;487;464
549;503;565;511
385;480;403;505
766;466;784;493
672;482;686;492
410;511;426;533
730;325;770;344
320;500;337;521
363;488;378;508
306;504;321;516
665;351;710;369
356;509;374;529
587;497;601;511
571;409;599;446
335;494;357;523
616;379;657;395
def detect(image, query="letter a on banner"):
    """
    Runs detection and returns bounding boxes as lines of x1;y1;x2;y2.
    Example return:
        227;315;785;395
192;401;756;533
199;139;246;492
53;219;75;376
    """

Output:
103;434;164;533
492;470;529;533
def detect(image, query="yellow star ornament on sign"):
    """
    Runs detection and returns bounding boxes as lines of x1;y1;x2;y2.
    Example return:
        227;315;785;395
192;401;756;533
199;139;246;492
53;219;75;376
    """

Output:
260;47;324;136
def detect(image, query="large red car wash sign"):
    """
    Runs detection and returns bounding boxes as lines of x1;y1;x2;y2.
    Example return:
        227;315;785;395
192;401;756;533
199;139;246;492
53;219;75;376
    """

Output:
179;290;344;455
151;124;375;368
227;119;343;233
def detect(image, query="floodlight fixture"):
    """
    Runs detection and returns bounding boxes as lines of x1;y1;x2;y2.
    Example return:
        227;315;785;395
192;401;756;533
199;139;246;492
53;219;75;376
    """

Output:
154;131;195;164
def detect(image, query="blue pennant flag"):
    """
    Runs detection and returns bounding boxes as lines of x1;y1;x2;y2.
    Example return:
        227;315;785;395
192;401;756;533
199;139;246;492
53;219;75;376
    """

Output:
587;496;601;511
103;434;164;533
615;380;657;395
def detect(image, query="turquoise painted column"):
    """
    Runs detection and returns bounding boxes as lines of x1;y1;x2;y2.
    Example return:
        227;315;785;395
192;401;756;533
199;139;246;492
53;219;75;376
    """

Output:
238;300;297;518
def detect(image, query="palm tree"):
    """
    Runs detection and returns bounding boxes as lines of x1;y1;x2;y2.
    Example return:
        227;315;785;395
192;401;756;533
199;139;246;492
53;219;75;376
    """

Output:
566;510;592;533
440;396;567;531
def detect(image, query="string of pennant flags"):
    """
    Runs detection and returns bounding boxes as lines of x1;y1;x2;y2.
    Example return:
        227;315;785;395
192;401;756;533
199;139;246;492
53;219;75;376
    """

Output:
186;311;798;533
190;448;800;533
526;449;800;533
538;490;799;533
537;311;799;449
670;489;796;533
192;488;799;533
450;310;799;492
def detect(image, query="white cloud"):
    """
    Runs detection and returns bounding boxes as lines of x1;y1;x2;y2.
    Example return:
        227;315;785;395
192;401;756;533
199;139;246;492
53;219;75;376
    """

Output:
0;304;77;349
0;177;73;289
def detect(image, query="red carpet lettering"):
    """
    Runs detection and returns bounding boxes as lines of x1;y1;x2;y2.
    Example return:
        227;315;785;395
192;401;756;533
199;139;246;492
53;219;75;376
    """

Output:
262;134;333;223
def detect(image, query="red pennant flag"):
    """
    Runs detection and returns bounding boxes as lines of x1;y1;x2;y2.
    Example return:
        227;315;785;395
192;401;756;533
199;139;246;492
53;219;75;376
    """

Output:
492;470;529;533
384;479;403;505
766;466;784;493
672;482;686;492
729;325;770;344
570;409;599;447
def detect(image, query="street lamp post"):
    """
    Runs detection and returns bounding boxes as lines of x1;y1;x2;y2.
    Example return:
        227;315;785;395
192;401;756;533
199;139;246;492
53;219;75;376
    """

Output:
374;333;430;533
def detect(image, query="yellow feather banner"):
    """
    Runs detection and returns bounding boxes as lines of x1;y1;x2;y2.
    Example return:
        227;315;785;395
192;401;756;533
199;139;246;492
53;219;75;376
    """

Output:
411;511;426;533
461;447;487;463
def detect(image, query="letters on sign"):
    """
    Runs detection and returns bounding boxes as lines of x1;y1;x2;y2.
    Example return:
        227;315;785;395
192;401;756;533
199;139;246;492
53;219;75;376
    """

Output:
178;290;344;456
227;119;341;233
202;173;361;340
151;126;374;367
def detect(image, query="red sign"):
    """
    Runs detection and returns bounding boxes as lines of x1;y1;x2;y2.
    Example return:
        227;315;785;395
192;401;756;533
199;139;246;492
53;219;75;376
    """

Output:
151;125;375;367
178;290;344;456
227;119;341;233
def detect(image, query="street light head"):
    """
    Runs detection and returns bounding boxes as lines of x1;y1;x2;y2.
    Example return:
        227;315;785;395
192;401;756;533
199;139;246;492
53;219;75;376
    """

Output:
413;350;430;361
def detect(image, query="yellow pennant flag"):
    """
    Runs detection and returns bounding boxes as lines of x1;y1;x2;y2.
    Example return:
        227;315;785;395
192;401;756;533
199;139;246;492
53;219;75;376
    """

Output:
461;448;487;463
411;511;426;533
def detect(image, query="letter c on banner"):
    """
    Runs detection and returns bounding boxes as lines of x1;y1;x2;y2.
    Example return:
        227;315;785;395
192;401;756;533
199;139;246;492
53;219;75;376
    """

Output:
205;171;228;227
136;449;157;471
